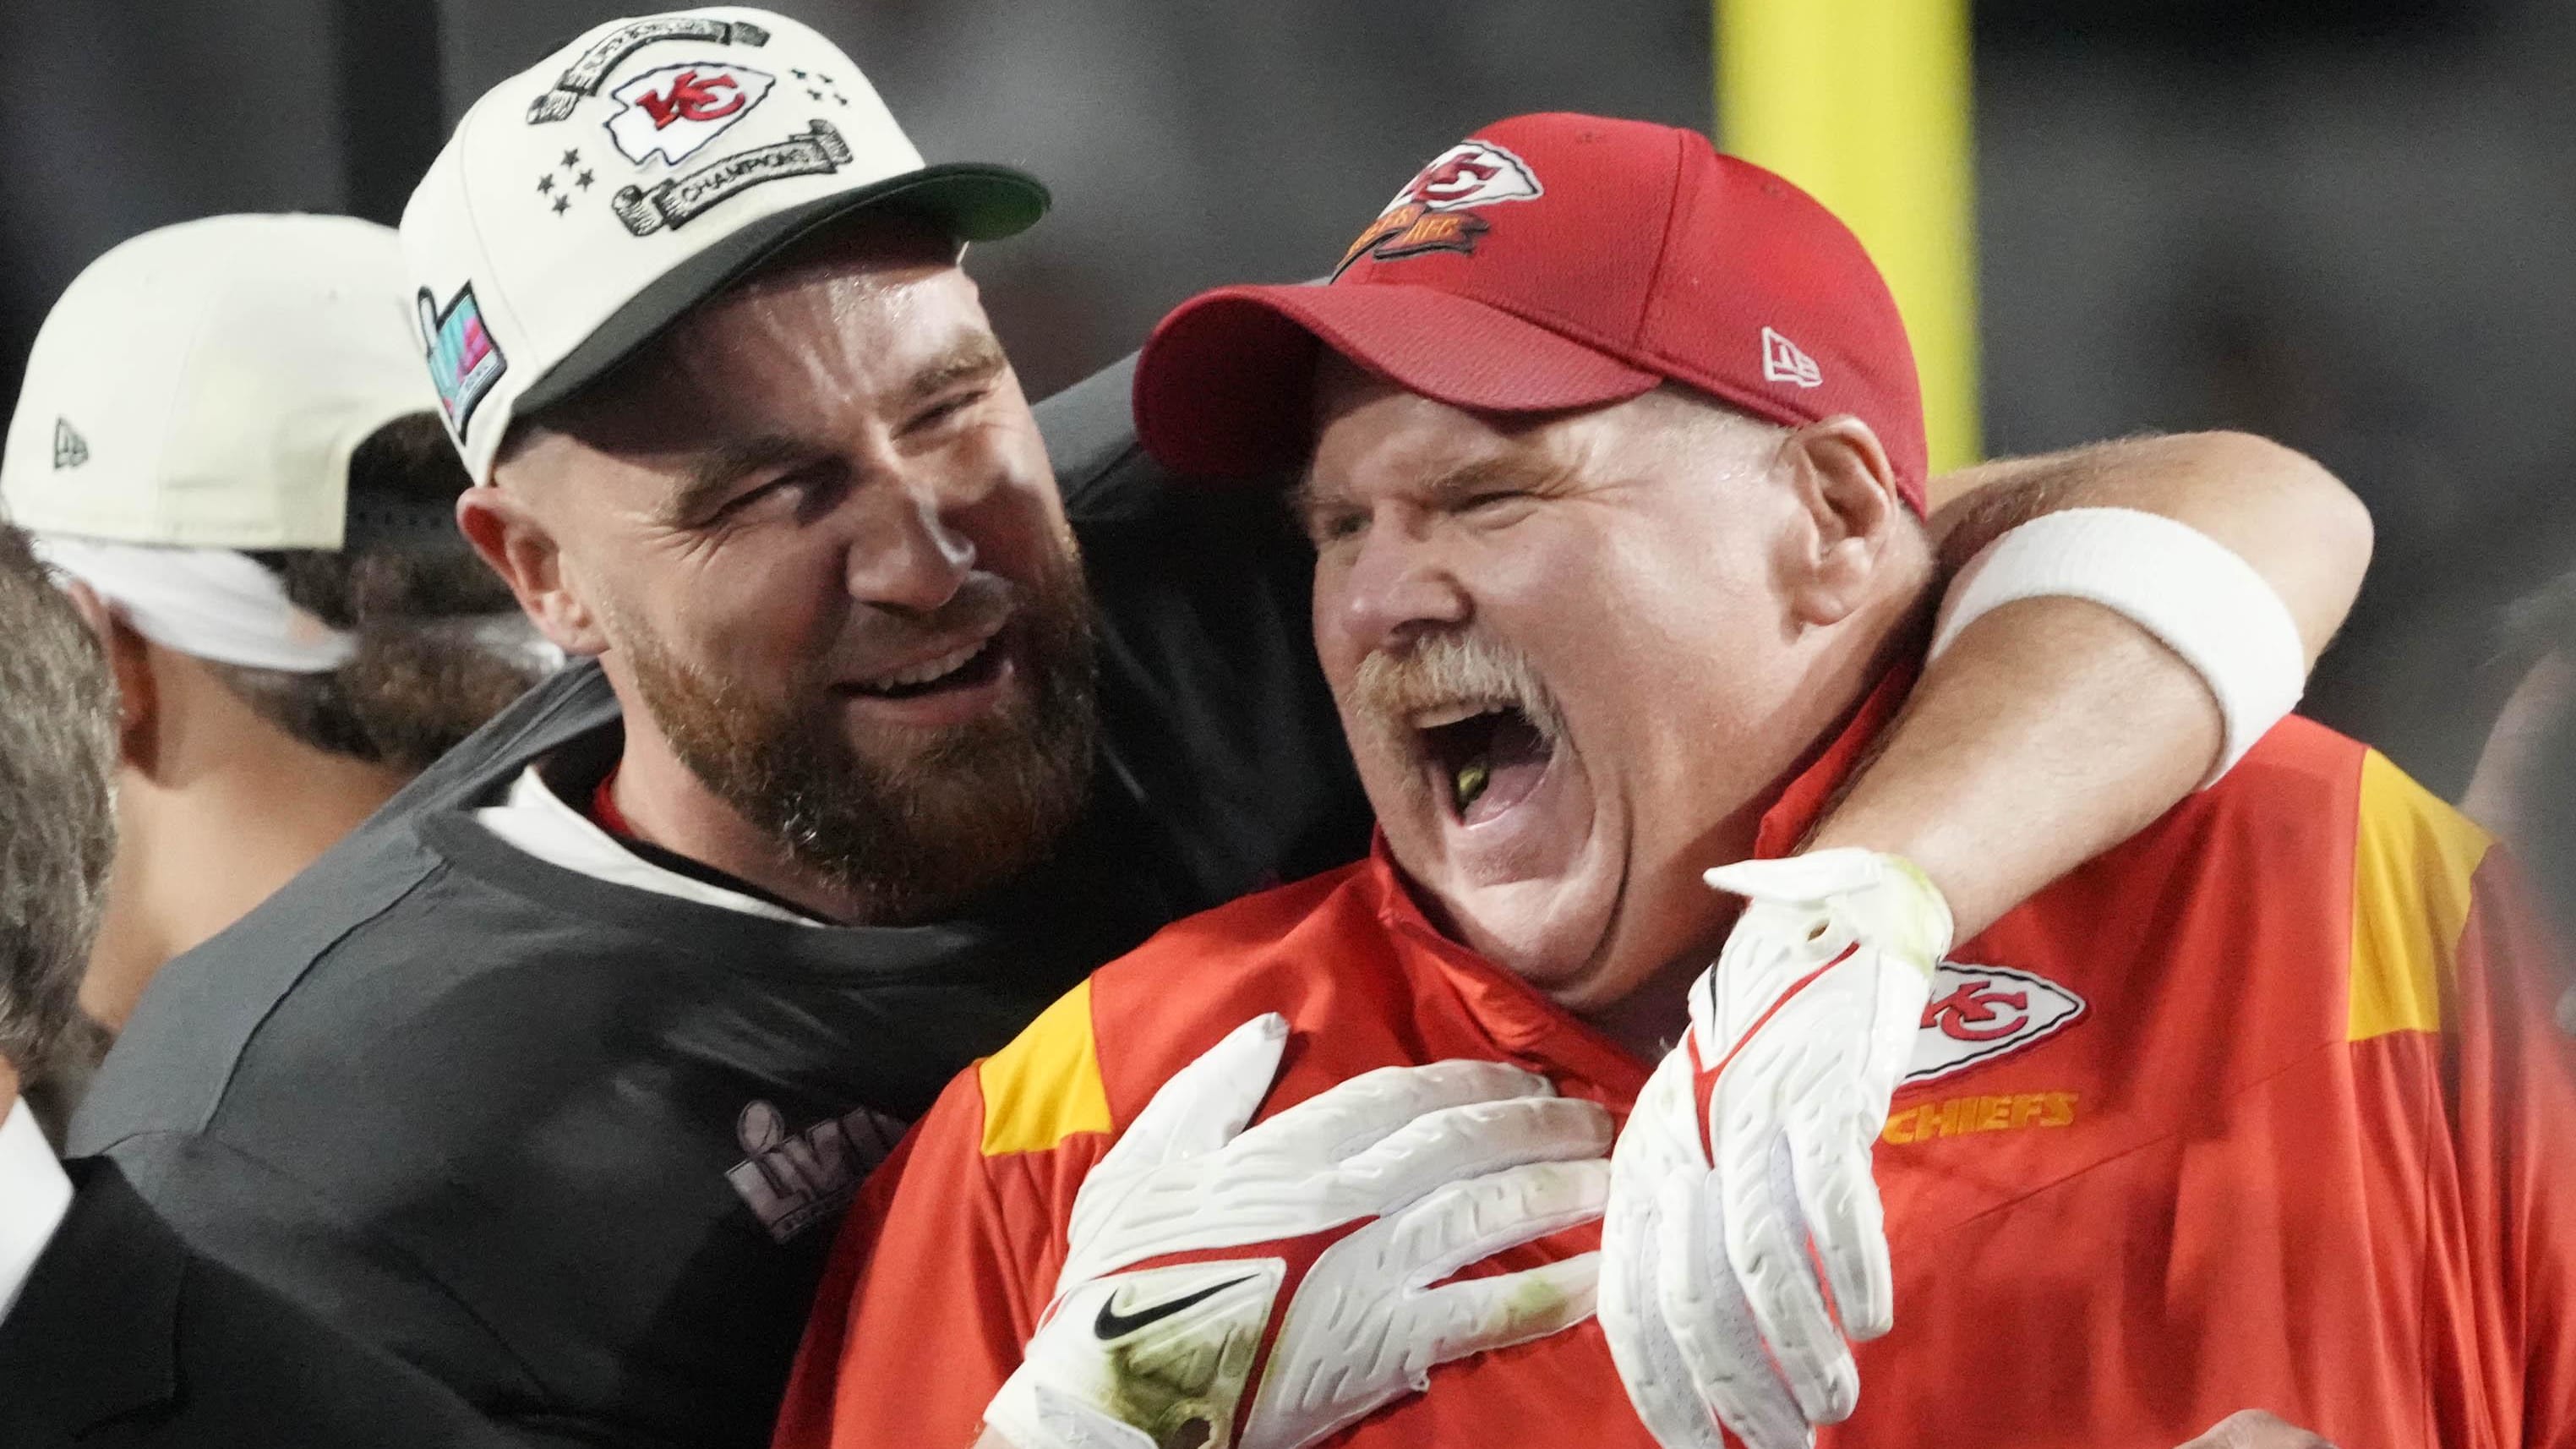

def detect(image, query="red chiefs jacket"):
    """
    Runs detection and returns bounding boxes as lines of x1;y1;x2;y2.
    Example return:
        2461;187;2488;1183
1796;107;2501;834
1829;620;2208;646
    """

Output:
777;675;2576;1449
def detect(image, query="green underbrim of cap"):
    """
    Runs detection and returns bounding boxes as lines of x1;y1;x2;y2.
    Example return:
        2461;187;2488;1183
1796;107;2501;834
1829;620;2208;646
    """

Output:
517;161;1051;418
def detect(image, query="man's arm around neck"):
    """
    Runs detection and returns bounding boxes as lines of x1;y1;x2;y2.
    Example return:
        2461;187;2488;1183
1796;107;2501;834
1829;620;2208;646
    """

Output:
1814;430;2370;938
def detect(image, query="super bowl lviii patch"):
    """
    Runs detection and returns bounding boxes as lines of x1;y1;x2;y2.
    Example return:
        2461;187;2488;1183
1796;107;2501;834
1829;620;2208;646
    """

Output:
418;283;507;434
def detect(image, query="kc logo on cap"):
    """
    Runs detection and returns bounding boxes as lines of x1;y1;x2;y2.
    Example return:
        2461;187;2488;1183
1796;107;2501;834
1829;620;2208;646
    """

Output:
1335;140;1543;277
605;62;778;166
400;6;1047;485
510;14;832;241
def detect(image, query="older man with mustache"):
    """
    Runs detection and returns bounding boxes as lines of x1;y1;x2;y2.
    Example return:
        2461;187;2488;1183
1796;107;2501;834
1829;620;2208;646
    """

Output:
785;113;2572;1449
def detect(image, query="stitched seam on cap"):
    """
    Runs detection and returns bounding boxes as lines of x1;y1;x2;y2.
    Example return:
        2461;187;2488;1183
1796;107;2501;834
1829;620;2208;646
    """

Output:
1632;126;1694;351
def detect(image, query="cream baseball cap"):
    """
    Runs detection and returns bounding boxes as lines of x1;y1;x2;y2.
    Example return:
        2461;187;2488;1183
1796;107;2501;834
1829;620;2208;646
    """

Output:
1;213;431;550
402;6;1048;483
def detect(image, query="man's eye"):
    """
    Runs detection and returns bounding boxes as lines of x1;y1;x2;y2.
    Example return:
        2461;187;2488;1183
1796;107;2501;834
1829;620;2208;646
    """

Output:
911;388;988;433
711;465;835;524
712;478;791;520
1310;510;1367;544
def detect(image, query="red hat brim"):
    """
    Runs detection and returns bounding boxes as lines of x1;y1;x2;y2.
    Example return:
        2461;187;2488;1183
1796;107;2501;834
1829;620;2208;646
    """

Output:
1132;282;1662;481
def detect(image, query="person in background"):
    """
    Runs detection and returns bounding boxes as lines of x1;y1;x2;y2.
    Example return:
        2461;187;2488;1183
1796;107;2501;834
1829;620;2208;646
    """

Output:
0;521;505;1447
0;214;548;1128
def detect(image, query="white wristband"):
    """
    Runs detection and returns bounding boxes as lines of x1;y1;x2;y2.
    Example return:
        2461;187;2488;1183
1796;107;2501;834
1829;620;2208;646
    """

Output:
1929;507;2306;788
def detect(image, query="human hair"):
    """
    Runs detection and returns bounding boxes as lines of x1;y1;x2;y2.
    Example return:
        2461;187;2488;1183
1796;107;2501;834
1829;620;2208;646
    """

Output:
210;412;543;772
0;522;118;1076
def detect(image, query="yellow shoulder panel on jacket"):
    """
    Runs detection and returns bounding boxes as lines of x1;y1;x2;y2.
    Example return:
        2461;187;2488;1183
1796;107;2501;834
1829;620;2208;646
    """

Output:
978;979;1114;1156
2348;749;2494;1042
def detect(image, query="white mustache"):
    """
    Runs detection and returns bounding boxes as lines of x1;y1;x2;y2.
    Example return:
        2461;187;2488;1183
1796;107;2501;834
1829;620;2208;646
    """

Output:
1350;632;1564;743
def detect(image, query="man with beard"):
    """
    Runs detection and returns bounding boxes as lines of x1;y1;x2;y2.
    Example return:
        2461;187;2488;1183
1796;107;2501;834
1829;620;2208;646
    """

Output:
79;17;2369;1449
783;115;2561;1449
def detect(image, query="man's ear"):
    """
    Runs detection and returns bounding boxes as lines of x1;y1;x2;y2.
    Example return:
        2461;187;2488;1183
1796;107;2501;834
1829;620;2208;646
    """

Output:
1779;415;1908;627
456;473;610;659
65;581;158;773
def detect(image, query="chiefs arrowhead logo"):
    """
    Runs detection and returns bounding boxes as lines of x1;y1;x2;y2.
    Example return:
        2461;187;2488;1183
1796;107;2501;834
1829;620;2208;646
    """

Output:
603;60;777;167
1905;962;2087;1085
1394;140;1542;212
1334;139;1543;277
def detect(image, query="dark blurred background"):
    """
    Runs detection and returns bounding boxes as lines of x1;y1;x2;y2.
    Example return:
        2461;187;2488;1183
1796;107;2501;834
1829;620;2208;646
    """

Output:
6;0;2570;792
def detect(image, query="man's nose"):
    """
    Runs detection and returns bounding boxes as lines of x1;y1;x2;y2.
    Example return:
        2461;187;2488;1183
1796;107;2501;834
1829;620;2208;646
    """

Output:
1333;522;1471;649
845;472;983;614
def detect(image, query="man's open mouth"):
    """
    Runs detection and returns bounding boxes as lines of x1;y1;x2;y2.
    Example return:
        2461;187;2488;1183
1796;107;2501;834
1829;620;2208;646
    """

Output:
1416;701;1558;825
849;632;1007;700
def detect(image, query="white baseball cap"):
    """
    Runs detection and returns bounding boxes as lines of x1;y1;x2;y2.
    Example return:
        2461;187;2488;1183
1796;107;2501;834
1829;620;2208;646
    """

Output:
403;6;1048;483
1;213;431;550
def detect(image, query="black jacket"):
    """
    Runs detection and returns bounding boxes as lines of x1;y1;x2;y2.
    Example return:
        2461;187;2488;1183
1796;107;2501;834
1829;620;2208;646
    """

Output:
64;358;1371;1446
0;1156;510;1448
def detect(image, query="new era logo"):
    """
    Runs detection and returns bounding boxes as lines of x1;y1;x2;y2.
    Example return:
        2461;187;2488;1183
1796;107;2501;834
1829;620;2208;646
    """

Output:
52;418;87;469
1761;326;1822;388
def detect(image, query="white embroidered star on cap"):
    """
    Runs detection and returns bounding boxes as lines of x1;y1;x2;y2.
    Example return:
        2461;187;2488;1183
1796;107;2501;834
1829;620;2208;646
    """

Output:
402;6;1049;483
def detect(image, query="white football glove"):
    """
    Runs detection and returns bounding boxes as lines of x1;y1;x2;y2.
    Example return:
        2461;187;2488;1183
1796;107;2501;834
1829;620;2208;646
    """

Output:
985;1013;1612;1449
1600;848;1951;1449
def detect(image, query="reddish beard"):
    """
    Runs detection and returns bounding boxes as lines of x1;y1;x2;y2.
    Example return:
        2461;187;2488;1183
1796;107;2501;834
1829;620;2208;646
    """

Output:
619;544;1100;925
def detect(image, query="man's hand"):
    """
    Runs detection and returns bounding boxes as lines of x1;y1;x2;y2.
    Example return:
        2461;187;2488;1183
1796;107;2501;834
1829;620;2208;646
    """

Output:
2178;1411;2339;1448
1599;849;1951;1449
984;1014;1610;1449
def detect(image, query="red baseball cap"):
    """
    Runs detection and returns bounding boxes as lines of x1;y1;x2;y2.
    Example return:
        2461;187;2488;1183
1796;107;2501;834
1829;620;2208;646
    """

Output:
1132;112;1929;513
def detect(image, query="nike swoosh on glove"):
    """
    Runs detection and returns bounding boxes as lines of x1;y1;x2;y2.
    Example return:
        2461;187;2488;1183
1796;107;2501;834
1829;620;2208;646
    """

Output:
985;1013;1612;1449
1599;848;1952;1449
